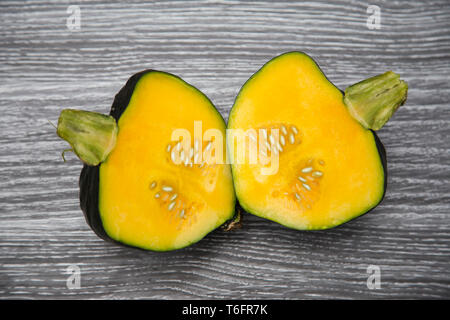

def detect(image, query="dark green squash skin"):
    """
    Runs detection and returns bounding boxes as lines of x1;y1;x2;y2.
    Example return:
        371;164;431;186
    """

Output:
364;130;388;222
79;69;152;246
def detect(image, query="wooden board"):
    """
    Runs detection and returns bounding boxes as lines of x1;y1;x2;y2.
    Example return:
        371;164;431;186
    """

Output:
0;0;449;299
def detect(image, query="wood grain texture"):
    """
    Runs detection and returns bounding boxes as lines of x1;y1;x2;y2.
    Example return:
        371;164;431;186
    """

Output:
0;0;449;299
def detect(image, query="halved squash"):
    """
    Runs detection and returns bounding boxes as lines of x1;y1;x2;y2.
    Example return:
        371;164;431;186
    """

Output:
227;52;407;230
58;70;236;251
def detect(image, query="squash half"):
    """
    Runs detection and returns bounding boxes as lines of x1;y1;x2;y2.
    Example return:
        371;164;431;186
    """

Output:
76;70;235;251
227;52;406;230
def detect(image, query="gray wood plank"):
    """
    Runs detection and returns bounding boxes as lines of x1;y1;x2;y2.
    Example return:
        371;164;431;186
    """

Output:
0;0;449;299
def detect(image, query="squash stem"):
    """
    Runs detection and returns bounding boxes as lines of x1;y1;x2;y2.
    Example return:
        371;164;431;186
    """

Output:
343;71;408;130
56;109;118;166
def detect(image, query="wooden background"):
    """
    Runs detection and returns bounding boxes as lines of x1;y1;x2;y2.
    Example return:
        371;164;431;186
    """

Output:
0;0;449;299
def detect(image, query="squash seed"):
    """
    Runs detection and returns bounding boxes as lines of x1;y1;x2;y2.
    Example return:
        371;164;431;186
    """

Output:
170;194;178;201
162;186;173;192
150;181;157;189
170;149;177;163
269;134;275;145
289;133;295;144
180;149;185;162
194;139;200;152
205;141;212;152
168;201;176;211
281;125;288;135
301;167;313;173
277;142;283;152
312;171;323;177
291;125;299;135
302;183;311;191
295;193;301;200
154;192;160;199
280;135;286;146
261;128;267;139
260;148;267;157
298;176;307;183
271;145;279;156
166;144;171;152
194;152;200;164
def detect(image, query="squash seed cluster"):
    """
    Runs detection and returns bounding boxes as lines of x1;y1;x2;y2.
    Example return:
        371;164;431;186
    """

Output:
250;124;301;162
149;181;199;230
166;138;214;169
287;158;325;209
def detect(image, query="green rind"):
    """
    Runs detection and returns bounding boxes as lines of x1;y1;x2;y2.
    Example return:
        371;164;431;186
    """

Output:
227;51;387;230
80;70;235;251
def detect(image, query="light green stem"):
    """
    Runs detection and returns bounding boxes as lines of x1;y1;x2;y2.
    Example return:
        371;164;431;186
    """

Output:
56;109;118;166
343;71;408;130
